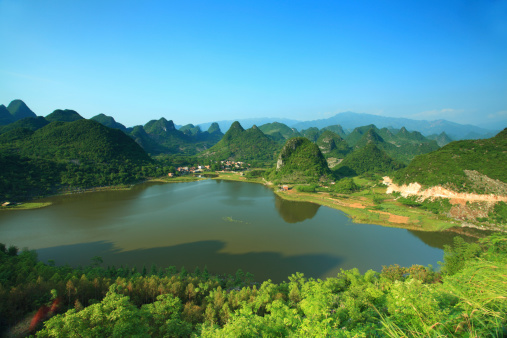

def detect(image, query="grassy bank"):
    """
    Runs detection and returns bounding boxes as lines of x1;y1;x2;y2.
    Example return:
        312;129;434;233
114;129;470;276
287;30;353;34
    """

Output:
214;172;457;232
0;202;53;210
148;175;207;183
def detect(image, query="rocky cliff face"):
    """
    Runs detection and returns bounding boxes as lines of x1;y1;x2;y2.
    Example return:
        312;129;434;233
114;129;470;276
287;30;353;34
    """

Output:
383;176;507;203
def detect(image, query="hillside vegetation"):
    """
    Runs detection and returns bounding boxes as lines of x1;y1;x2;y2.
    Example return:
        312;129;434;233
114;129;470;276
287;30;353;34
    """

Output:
45;109;84;123
0;120;161;200
393;128;507;193
334;143;405;177
1;234;505;337
200;122;280;162
267;137;334;183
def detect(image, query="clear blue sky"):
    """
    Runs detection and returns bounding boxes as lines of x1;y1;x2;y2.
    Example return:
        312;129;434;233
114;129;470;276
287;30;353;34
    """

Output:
1;0;506;129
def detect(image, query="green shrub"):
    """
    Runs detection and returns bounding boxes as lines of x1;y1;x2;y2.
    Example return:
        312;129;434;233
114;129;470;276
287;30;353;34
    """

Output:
295;184;317;193
334;177;360;194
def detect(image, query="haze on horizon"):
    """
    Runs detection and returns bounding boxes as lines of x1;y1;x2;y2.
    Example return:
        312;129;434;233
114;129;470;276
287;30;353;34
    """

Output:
1;0;506;129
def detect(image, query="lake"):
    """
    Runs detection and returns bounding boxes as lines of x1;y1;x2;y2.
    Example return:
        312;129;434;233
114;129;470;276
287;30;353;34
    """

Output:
0;179;474;282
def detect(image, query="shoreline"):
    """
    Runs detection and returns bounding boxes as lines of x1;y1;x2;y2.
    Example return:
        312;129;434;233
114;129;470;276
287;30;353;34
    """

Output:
212;172;501;234
2;172;501;234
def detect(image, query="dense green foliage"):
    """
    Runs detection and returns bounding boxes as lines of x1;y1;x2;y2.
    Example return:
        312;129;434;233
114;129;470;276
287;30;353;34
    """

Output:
267;137;334;184
258;122;301;143
91;114;128;133
315;130;351;159
0;104;15;125
334;143;405;177
427;131;453;147
350;127;440;164
393;128;507;193
0;120;167;201
300;127;321;142
1;234;505;337
322;124;347;138
200;122;280;162
397;196;453;214
295;184;318;193
130;118;223;155
0;116;49;134
6;99;37;121
334;177;360;193
45;109;84;123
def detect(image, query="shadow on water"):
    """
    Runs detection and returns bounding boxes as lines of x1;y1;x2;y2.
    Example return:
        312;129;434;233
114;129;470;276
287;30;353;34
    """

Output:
274;194;320;223
36;240;342;283
408;227;493;250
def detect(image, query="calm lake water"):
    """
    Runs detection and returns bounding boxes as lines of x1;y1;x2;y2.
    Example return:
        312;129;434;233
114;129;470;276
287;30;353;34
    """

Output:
0;180;475;282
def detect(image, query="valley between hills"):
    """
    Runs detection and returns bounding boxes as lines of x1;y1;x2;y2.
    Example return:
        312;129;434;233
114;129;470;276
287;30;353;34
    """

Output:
1;99;505;233
1;99;506;337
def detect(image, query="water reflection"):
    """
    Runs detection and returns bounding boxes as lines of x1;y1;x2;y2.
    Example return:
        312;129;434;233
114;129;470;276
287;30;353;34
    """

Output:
36;240;342;283
274;194;320;223
408;227;492;249
0;180;481;283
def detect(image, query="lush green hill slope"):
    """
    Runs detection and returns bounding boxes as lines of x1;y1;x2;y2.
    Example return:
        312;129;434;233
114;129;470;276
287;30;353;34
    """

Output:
6;99;37;121
200;122;280;162
300;127;322;142
347;126;439;164
259;122;301;142
315;130;351;159
322;124;347;138
0;120;156;200
267;137;334;183
45;109;84;122
392;128;507;193
0;105;14;126
334;143;404;177
2;233;505;337
138;118;223;155
91;113;128;133
427;131;453;147
0;117;49;134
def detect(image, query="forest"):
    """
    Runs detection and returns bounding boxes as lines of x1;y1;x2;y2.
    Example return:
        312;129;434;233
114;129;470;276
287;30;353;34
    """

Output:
0;233;505;337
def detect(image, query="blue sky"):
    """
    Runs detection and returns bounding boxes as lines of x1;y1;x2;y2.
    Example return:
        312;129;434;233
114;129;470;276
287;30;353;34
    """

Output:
1;0;506;129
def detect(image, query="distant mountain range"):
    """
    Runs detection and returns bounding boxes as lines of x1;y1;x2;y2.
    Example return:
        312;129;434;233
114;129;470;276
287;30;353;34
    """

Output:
0;100;500;141
198;112;500;141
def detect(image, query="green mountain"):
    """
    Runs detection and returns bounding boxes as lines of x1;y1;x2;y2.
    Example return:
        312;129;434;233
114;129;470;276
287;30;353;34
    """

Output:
347;126;440;164
0;119;154;200
129;125;170;155
345;124;378;146
6;99;37;121
180;124;201;136
0;117;49;135
392;129;507;194
200;122;280;162
45;109;84;122
207;122;221;134
427;131;453;147
0;105;15;126
322;124;347;138
268;137;333;183
2;119;149;163
300;127;322;142
192;123;224;147
91;114;128;133
143;118;191;152
333;143;404;177
259;122;301;143
315;130;351;160
129;119;223;155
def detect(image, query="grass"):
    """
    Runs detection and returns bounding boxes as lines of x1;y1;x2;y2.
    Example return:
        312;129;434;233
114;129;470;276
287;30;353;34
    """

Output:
273;182;456;232
0;202;52;210
148;176;206;183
